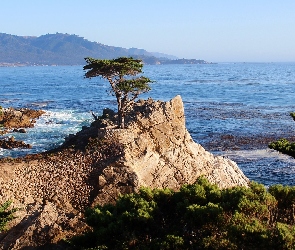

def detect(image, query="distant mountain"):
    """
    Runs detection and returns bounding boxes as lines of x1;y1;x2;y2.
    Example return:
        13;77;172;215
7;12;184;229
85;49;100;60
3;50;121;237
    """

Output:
0;33;210;66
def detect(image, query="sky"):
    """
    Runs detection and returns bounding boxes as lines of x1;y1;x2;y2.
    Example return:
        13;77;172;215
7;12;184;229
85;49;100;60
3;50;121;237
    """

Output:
1;0;295;62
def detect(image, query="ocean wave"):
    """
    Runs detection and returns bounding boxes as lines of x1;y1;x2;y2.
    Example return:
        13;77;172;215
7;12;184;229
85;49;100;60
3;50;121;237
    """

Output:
28;101;53;107
0;109;92;158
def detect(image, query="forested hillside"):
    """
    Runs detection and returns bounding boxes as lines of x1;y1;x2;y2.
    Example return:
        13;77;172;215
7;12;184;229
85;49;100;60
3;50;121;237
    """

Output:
0;33;176;66
0;33;212;66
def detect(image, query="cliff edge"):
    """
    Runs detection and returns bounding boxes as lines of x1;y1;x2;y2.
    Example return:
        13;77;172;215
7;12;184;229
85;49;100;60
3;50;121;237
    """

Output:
0;96;249;249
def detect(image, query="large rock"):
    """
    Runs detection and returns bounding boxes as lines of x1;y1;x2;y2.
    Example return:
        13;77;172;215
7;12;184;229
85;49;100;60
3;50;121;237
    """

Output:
93;95;249;204
0;107;45;132
0;96;249;249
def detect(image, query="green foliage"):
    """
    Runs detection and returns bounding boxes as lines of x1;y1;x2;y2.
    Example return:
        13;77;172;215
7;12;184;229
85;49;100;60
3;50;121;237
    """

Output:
0;201;17;232
269;138;295;158
269;184;295;224
71;177;295;250
268;112;295;158
273;222;295;249
83;57;152;128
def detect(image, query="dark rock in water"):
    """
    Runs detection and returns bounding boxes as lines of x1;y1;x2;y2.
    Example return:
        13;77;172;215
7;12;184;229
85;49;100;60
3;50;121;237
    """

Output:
13;128;27;133
0;136;32;149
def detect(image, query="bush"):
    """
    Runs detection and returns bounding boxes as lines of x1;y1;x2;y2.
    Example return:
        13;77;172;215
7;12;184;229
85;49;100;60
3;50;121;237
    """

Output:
269;138;295;158
269;112;295;158
0;201;17;232
71;177;295;250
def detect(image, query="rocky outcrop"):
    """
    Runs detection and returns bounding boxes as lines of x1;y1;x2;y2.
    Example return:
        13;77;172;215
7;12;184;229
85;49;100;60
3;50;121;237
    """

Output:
0;96;249;249
92;95;249;204
0;107;45;134
0;136;32;149
0;107;44;149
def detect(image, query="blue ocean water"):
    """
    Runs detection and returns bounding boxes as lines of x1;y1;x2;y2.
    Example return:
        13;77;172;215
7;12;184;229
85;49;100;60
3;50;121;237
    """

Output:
1;63;295;186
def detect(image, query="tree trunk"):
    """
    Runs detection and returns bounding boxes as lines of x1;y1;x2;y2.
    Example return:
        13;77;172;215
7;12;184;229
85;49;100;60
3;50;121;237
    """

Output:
117;94;128;129
117;96;124;129
120;113;125;129
118;105;125;129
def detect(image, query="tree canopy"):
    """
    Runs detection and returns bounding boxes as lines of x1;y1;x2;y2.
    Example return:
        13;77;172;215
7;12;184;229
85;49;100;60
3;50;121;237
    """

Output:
83;57;152;128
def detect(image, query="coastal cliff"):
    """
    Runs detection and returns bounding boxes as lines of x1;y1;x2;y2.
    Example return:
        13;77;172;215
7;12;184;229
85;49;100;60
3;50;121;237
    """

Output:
0;96;249;249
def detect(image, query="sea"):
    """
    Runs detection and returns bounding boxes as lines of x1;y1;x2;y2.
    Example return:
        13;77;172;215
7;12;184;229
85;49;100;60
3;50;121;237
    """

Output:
1;63;295;187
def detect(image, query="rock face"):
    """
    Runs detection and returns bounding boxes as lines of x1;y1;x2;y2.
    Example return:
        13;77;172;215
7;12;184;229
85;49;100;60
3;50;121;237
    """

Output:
93;95;249;204
0;96;249;249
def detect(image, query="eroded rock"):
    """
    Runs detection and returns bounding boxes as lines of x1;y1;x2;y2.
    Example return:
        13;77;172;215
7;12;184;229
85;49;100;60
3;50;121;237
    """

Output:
93;95;249;205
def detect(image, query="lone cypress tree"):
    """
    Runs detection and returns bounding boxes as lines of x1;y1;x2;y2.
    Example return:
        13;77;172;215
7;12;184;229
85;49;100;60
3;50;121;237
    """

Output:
83;57;152;128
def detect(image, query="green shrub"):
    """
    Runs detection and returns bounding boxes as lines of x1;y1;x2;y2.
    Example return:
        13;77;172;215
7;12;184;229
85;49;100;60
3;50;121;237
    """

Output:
0;201;17;232
268;112;295;158
71;177;295;250
271;222;295;249
269;184;295;224
269;138;295;158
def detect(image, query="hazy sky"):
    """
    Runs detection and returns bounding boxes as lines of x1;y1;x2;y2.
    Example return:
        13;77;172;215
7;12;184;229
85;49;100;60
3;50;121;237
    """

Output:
1;0;295;62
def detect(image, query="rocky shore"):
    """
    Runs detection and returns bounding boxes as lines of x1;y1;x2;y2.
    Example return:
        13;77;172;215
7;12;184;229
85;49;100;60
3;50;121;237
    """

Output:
0;96;249;249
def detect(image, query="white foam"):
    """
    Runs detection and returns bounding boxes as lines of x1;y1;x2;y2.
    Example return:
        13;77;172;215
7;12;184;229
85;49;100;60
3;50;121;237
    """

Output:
35;110;91;129
222;148;295;162
0;109;93;158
